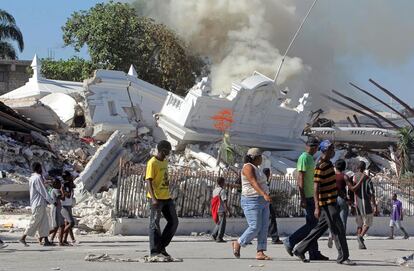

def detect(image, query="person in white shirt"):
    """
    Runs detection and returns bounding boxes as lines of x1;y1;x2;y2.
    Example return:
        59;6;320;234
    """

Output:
19;162;53;246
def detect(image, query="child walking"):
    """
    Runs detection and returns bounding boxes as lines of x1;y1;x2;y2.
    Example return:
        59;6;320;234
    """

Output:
211;177;229;243
49;178;65;245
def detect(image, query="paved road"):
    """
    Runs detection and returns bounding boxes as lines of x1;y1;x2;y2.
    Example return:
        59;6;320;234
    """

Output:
0;234;411;271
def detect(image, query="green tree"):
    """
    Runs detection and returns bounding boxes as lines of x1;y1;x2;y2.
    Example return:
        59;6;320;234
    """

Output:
0;9;24;59
397;127;414;176
62;1;203;95
40;57;99;82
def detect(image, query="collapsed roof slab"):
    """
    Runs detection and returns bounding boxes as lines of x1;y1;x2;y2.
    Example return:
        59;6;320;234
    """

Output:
83;68;168;141
307;127;399;149
157;75;311;150
1;97;67;131
0;101;46;134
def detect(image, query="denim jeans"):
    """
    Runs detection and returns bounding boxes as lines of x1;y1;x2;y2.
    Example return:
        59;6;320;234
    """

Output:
295;204;349;263
212;212;226;240
238;196;270;251
149;199;179;255
284;197;320;258
329;196;349;239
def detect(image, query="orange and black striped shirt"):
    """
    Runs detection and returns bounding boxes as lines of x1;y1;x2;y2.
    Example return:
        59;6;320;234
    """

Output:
314;160;337;206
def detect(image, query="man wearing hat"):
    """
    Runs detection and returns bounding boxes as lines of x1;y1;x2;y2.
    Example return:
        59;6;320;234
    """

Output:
284;137;328;261
293;140;355;265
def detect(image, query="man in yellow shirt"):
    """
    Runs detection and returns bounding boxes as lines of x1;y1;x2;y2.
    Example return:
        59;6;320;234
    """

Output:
146;140;178;258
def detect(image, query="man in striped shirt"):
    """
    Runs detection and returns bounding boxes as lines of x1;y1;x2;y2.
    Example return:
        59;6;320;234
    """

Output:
293;140;355;265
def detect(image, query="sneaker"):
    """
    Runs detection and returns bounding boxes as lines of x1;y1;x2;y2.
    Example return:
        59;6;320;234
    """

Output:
283;242;293;257
211;235;217;241
271;239;283;245
327;237;333;248
310;253;329;261
339;259;356;265
216;239;227;243
293;250;309;263
404;235;410;240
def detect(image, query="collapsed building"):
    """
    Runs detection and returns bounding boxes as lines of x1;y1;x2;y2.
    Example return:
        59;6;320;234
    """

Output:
0;55;412;232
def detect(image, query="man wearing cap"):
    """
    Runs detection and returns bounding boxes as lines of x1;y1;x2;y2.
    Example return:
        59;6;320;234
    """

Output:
284;137;328;261
293;140;355;265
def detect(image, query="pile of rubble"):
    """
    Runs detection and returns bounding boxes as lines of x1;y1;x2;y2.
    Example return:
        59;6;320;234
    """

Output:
73;189;115;233
0;129;96;186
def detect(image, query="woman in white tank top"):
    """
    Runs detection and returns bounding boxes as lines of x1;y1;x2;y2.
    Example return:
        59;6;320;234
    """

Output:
232;148;272;261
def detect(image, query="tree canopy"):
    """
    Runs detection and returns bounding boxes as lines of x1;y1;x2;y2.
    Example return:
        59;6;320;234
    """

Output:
0;9;24;59
39;57;98;82
62;1;203;95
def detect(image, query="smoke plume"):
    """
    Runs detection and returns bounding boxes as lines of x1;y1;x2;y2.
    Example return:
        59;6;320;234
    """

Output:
133;0;414;108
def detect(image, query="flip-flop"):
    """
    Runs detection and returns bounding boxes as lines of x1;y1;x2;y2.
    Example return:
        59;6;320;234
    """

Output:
256;254;272;261
232;241;241;259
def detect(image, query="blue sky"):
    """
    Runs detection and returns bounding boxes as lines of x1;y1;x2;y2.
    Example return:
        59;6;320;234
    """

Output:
2;0;104;60
2;0;412;110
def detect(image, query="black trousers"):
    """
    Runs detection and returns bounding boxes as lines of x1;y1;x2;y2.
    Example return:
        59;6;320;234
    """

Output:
149;199;179;255
268;203;279;241
295;204;349;263
212;212;226;240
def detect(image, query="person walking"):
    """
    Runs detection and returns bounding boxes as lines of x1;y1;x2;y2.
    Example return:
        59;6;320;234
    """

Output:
283;137;328;261
20;162;54;247
388;193;409;239
232;148;272;260
61;171;76;245
48;178;65;245
263;168;282;244
352;161;377;250
146;140;179;258
328;159;351;248
293;140;355;265
211;177;229;243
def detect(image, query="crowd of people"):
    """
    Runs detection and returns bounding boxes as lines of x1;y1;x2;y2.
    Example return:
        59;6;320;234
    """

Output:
8;162;77;247
0;138;409;266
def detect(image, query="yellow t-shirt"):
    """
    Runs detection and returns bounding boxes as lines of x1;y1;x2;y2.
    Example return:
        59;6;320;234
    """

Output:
146;156;170;200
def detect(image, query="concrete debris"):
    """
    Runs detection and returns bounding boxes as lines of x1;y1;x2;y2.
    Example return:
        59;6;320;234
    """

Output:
74;130;126;200
0;129;96;188
73;189;115;232
396;253;414;267
157;75;311;150
84;253;183;263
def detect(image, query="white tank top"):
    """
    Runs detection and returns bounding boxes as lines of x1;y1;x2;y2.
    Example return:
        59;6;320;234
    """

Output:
241;163;269;197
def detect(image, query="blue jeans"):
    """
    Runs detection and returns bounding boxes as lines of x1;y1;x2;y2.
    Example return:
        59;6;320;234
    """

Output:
238;196;270;251
284;197;320;258
329;197;349;238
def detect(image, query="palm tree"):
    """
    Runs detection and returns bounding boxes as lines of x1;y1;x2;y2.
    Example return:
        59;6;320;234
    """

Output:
397;127;414;176
0;9;24;59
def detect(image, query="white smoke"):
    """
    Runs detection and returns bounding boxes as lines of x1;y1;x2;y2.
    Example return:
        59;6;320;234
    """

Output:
136;0;308;93
135;0;414;108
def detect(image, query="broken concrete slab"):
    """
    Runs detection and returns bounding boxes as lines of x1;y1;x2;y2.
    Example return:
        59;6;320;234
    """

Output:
1;97;67;131
157;75;310;150
308;127;399;149
75;130;127;201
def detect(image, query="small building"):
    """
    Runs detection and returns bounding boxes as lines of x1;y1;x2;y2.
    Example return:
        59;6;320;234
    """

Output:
0;59;31;95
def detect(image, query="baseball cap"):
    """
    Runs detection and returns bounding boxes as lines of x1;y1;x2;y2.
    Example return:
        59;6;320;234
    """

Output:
319;140;333;153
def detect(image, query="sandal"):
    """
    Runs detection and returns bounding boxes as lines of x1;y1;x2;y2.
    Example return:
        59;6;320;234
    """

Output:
232;241;241;259
256;252;272;261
